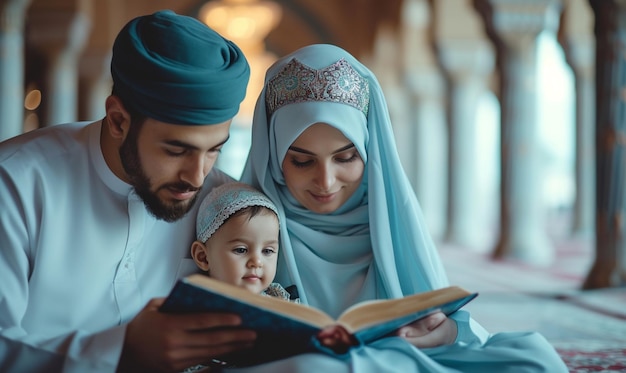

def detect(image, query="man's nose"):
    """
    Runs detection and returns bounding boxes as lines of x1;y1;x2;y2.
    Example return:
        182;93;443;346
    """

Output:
180;155;208;188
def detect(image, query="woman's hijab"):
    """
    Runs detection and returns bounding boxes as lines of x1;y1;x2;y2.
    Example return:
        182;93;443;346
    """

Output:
241;44;449;318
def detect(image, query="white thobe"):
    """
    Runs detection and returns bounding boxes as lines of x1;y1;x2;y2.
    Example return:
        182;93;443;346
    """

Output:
0;121;231;372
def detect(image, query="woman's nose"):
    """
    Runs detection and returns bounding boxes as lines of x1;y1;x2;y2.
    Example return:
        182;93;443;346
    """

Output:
315;163;335;191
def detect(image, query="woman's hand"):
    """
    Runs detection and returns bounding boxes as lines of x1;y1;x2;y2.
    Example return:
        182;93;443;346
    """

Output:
394;312;457;348
317;324;359;354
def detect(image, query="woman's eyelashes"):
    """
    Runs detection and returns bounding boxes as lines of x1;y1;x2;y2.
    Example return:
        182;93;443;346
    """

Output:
336;152;360;163
288;151;360;168
289;158;313;168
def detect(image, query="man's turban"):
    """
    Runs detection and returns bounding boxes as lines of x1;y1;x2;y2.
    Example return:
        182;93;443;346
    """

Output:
111;10;250;125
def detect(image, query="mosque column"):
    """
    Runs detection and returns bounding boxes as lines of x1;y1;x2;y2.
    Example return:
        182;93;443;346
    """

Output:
583;0;626;289
78;0;128;121
368;23;410;162
560;0;595;237
434;0;496;249
475;0;561;265
401;0;448;240
0;0;31;141
438;41;495;249
79;50;110;121
26;4;91;126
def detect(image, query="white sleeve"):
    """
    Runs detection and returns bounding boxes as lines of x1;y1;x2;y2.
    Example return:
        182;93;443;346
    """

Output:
0;166;125;372
0;326;126;373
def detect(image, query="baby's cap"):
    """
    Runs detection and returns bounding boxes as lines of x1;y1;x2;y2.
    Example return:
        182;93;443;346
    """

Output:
196;182;279;243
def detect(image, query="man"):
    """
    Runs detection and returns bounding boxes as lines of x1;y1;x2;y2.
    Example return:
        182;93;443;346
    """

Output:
0;10;255;372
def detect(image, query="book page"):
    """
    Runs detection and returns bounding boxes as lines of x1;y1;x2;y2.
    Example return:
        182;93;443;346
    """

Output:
338;286;474;332
185;274;336;328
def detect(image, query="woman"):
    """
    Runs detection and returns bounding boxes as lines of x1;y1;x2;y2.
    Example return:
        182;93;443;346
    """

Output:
240;44;567;372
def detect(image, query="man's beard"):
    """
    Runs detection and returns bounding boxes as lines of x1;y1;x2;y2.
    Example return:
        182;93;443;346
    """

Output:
119;131;199;222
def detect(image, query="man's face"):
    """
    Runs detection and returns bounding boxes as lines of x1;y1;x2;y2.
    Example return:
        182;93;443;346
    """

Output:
119;118;231;221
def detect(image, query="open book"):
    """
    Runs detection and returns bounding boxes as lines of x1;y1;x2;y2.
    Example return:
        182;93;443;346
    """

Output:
160;274;477;367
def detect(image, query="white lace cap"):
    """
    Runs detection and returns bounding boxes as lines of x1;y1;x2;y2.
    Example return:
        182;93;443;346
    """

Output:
196;182;279;243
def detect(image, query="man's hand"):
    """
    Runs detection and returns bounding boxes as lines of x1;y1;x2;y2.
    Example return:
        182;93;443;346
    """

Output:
394;312;457;348
118;298;256;373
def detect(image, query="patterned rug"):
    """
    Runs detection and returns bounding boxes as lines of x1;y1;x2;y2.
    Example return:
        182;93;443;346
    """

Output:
553;289;626;372
554;341;626;372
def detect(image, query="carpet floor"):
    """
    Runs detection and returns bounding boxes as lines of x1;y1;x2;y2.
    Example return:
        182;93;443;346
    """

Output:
438;233;626;372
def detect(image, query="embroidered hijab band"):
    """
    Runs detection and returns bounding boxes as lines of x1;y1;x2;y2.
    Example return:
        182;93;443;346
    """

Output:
196;182;279;243
111;10;250;125
265;58;370;118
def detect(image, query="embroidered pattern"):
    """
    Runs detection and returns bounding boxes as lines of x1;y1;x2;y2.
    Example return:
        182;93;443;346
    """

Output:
266;58;369;117
261;283;300;303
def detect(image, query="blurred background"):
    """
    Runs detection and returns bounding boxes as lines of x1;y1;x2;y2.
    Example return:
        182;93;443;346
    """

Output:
1;0;624;291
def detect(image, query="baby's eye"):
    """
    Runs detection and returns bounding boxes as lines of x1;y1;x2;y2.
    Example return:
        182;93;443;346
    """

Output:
232;247;248;254
262;247;277;256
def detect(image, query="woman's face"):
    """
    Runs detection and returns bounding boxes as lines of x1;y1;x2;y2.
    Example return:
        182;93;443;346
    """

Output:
282;123;365;214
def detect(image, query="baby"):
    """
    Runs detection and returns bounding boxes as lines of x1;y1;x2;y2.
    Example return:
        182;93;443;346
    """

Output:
190;182;295;301
184;182;300;372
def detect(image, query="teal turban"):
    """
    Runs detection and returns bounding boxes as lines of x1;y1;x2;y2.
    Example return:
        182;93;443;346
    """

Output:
111;10;250;125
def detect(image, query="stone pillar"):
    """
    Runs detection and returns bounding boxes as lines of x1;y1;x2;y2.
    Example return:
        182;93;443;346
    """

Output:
367;24;411;185
77;0;127;121
79;50;110;121
434;0;496;249
27;6;91;126
0;0;31;141
439;41;495;249
560;0;595;237
400;0;448;239
475;0;561;265
583;0;626;289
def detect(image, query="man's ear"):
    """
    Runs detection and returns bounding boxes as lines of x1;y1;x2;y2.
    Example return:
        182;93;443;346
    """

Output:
191;241;210;272
104;95;131;140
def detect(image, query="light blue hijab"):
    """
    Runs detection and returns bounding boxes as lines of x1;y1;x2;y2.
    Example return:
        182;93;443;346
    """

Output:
241;44;448;318
236;43;569;373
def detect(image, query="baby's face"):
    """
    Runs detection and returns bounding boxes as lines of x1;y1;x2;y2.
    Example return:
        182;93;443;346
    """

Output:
204;211;279;294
